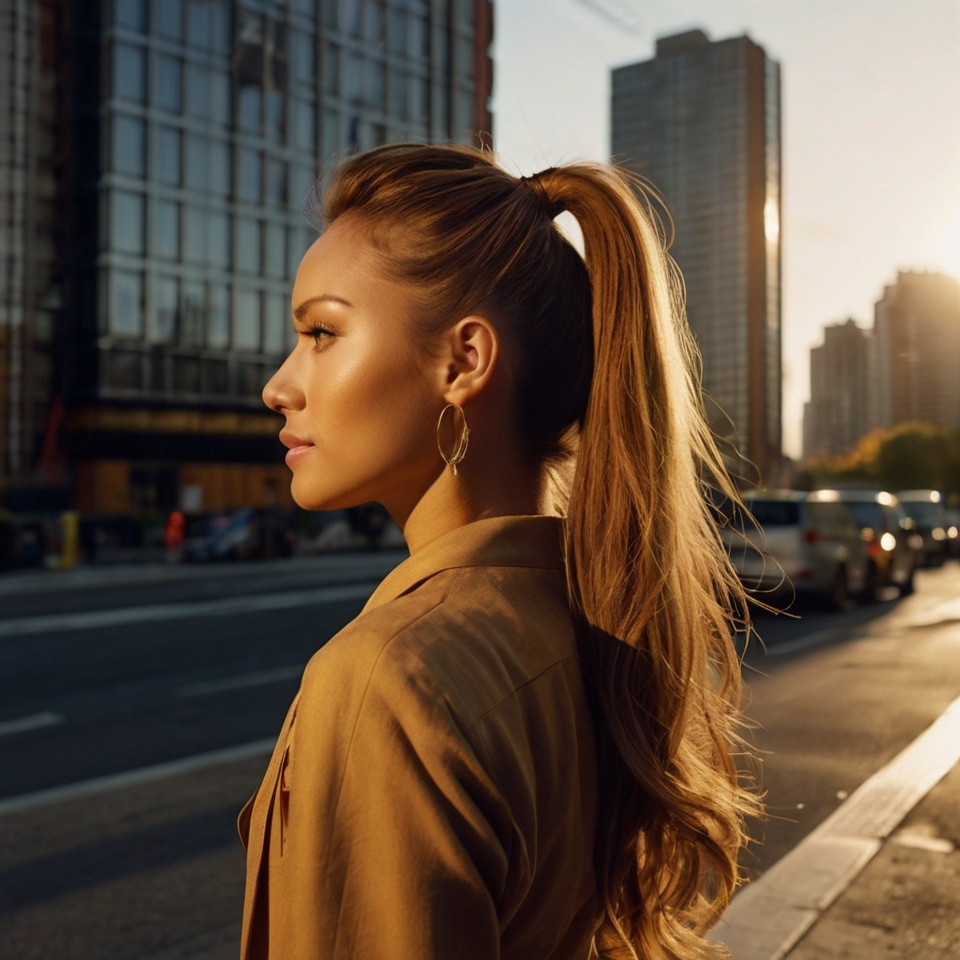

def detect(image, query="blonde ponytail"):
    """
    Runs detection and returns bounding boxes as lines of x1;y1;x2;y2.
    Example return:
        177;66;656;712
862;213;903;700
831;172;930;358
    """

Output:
539;164;758;959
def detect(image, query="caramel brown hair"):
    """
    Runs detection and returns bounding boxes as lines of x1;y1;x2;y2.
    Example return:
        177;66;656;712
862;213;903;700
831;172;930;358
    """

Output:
310;143;759;960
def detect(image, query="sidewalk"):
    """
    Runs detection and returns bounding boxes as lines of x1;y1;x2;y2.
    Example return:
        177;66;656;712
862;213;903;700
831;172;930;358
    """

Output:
713;691;960;959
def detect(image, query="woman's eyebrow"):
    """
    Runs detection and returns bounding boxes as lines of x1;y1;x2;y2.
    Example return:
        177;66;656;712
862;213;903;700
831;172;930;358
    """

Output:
293;294;354;320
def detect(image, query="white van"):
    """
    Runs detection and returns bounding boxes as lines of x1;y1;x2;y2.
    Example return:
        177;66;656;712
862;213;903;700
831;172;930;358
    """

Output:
725;490;871;609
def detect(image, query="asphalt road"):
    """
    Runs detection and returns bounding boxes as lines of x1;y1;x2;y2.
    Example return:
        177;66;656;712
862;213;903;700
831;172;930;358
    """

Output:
1;555;958;960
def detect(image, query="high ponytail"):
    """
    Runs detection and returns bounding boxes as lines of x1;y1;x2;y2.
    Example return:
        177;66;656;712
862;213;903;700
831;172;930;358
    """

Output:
312;144;759;960
537;165;759;958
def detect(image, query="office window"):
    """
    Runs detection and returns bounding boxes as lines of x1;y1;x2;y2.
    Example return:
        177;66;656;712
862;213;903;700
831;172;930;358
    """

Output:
265;222;286;278
211;70;231;123
185;135;209;191
366;60;385;109
265;157;287;205
389;67;407;119
208;285;230;348
289;163;316;207
114;43;146;102
322;42;340;95
115;0;147;32
412;15;429;58
365;1;385;44
291;98;315;149
183;206;207;262
185;63;213;119
208;210;231;267
156;56;182;113
155;0;183;41
265;88;286;139
185;0;212;48
113;114;146;177
290;29;315;83
181;280;206;348
111;190;145;254
174;357;202;393
238;149;262;201
150;199;179;259
236;217;261;273
239;86;262;133
388;8;406;55
110;270;144;337
263;292;287;355
345;52;362;103
208;139;231;195
154;125;181;185
233;288;261;351
151;276;180;343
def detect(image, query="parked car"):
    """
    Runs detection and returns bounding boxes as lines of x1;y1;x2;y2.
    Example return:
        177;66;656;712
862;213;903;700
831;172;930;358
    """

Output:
943;507;960;560
724;490;871;609
834;490;919;599
897;490;949;567
182;508;296;562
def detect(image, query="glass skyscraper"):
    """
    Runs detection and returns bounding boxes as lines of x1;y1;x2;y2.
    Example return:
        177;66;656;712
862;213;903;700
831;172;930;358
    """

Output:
1;0;494;514
611;29;782;482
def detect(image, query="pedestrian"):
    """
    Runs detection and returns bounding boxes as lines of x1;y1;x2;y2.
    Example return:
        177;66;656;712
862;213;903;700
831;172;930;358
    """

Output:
241;143;760;960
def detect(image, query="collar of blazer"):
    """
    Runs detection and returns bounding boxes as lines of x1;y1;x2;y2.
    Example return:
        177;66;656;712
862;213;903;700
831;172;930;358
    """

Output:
362;514;565;615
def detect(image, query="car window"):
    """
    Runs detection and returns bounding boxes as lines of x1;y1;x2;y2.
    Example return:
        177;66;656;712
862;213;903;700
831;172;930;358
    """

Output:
745;500;800;526
805;501;860;538
845;501;884;532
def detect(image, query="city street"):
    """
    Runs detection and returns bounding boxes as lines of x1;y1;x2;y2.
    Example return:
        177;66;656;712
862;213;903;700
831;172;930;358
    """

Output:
1;555;959;959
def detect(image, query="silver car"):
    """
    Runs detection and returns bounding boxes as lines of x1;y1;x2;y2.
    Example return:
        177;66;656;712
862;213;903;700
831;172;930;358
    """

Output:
725;490;871;609
834;490;919;599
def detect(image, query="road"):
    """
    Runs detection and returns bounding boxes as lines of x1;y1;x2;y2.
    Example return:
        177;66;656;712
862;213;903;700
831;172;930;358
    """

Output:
1;555;958;959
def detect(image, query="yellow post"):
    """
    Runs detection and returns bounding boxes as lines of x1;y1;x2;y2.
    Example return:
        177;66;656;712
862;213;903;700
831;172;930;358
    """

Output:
59;510;80;570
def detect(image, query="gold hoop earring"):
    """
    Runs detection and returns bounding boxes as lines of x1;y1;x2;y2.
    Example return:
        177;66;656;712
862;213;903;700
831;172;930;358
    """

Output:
436;403;470;476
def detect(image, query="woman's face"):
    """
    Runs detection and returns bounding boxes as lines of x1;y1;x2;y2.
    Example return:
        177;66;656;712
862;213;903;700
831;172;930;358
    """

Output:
262;216;444;513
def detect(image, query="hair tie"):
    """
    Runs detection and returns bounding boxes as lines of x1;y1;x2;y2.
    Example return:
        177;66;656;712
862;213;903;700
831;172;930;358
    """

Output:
519;171;565;220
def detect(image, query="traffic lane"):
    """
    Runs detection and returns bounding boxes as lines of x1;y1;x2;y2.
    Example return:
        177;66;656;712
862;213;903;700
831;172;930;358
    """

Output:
0;551;404;621
739;564;960;880
1;753;261;960
0;596;366;799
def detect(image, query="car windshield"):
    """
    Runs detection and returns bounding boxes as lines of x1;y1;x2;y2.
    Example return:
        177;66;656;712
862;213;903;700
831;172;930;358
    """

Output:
901;501;944;525
746;500;800;526
846;502;884;531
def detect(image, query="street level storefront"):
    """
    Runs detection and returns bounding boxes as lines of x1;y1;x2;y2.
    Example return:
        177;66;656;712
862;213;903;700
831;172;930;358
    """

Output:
66;406;293;514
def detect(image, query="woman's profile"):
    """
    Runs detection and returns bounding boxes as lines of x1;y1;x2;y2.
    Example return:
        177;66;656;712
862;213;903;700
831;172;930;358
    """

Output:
239;143;759;960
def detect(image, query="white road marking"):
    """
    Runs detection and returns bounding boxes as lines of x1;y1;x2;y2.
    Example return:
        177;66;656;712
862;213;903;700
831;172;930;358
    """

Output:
176;664;305;698
0;583;376;638
710;690;960;959
0;711;64;738
0;737;277;818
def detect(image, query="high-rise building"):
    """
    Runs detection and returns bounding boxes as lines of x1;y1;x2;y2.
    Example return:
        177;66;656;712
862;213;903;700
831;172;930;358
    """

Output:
873;271;960;431
1;0;494;515
611;29;782;481
803;318;873;458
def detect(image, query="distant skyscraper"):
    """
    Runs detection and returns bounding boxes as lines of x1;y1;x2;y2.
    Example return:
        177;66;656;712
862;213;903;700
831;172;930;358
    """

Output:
874;271;960;431
0;0;494;514
611;29;782;481
803;319;873;458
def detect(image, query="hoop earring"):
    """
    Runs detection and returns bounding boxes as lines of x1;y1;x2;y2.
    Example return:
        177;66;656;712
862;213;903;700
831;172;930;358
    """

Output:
436;403;470;476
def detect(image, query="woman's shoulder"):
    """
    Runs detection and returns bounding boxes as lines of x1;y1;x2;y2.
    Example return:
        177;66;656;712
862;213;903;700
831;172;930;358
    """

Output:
301;561;577;730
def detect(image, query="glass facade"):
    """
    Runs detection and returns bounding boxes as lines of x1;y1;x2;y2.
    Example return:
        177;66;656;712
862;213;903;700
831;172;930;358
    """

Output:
96;0;493;407
611;30;782;479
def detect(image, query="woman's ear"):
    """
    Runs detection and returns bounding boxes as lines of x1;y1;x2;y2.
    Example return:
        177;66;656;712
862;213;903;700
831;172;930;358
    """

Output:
438;316;501;405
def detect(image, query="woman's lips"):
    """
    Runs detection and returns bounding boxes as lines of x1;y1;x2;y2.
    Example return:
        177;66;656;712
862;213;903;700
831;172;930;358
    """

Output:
284;443;314;465
279;431;314;465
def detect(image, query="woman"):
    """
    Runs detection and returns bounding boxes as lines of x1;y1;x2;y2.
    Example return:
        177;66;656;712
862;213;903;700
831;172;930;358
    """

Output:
240;144;759;960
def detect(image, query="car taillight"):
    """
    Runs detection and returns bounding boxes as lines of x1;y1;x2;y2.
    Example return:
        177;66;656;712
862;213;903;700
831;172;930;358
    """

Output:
803;530;819;543
868;541;880;559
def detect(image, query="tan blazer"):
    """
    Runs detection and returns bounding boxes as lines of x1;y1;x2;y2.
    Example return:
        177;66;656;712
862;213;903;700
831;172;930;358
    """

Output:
239;515;601;960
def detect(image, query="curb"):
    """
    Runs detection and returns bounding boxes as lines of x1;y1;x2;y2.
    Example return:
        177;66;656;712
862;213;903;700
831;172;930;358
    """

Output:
710;691;960;959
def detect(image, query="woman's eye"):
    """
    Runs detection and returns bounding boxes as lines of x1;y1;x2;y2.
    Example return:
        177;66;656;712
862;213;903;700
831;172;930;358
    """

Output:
301;326;334;347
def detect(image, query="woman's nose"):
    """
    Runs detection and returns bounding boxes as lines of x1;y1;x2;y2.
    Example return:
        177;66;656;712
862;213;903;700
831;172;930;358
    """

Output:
262;357;304;414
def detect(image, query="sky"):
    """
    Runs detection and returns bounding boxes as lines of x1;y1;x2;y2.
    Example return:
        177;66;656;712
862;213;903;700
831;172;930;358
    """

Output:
491;0;960;459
